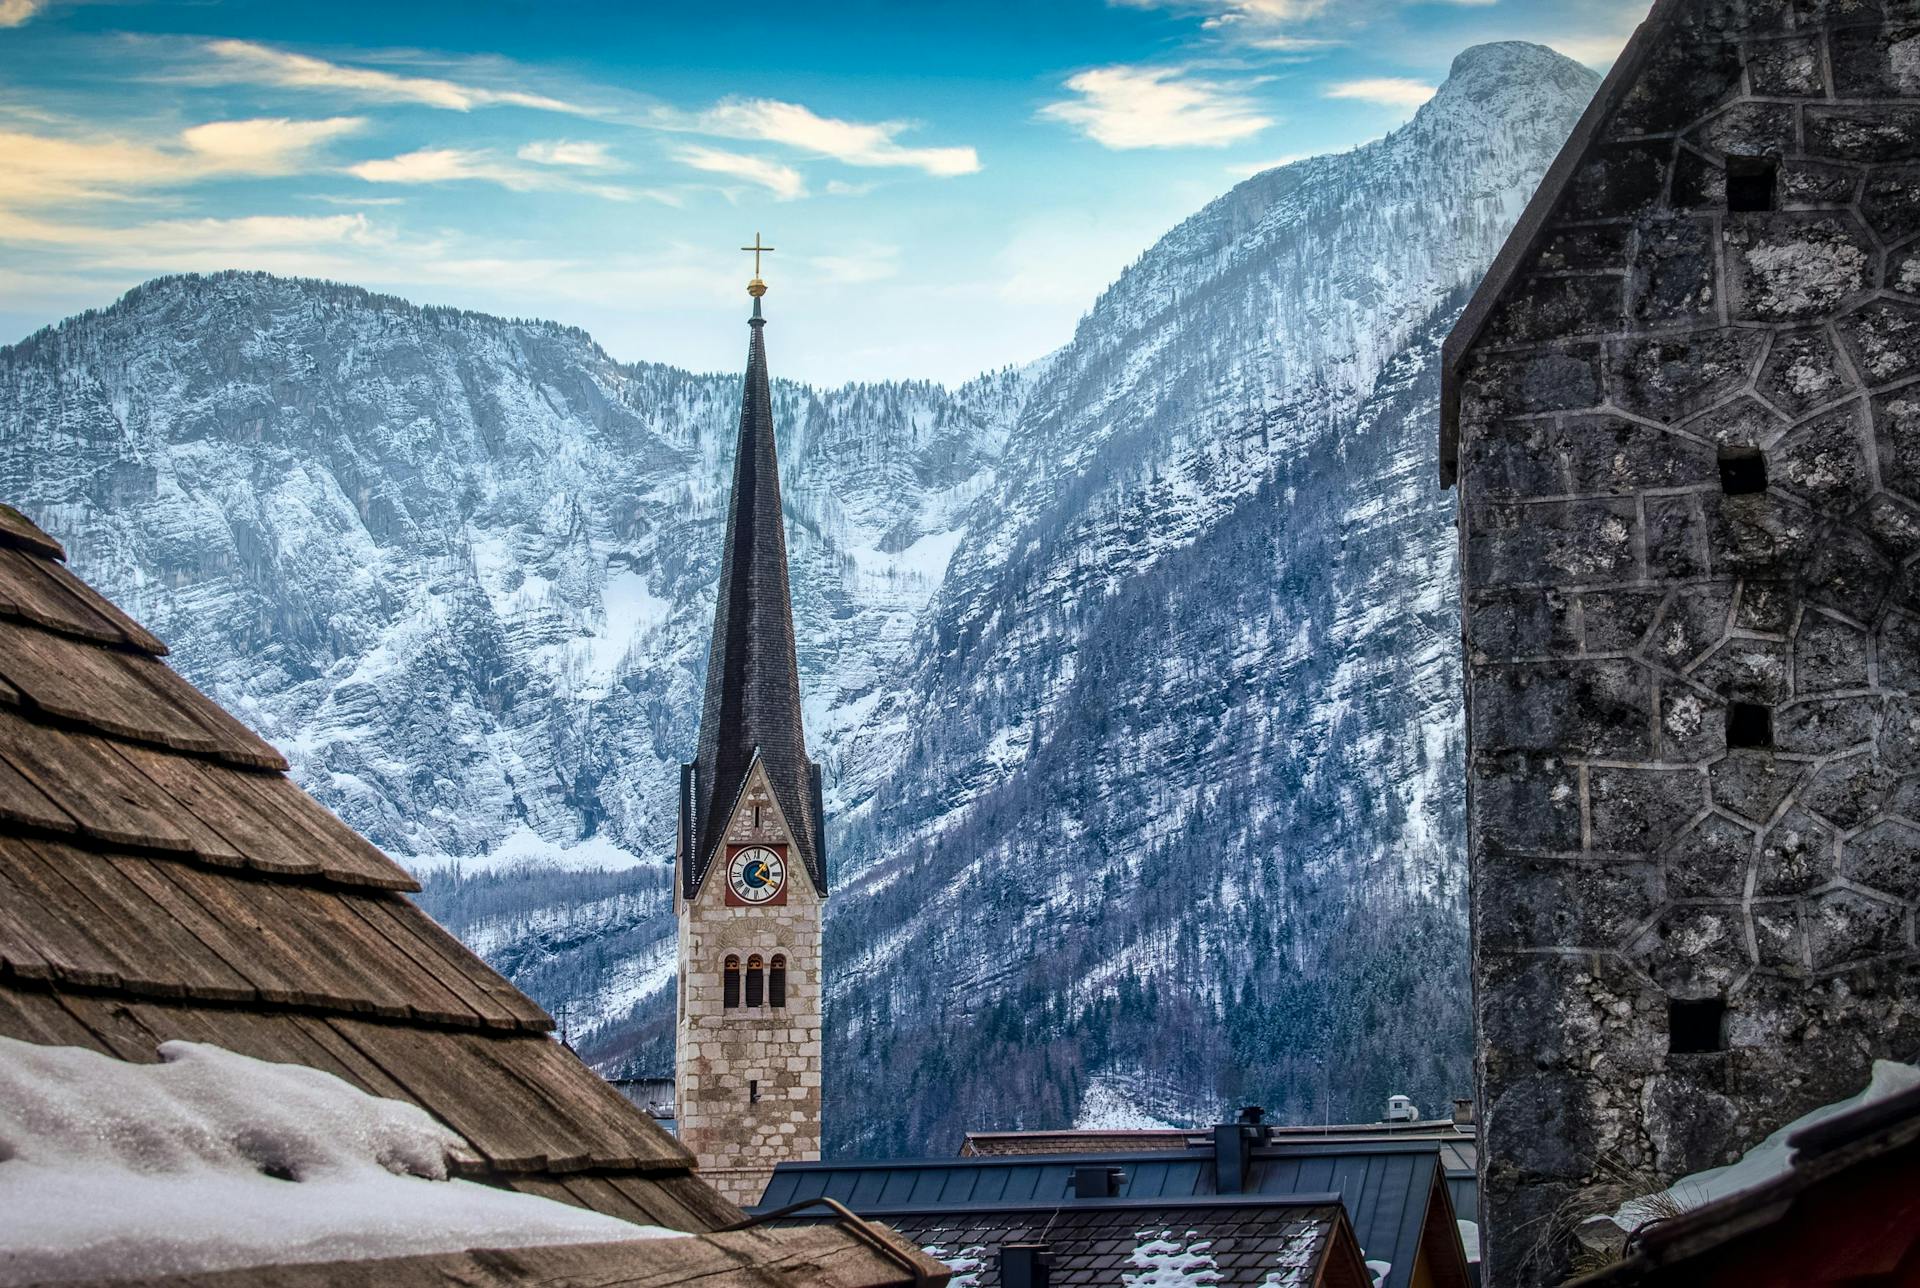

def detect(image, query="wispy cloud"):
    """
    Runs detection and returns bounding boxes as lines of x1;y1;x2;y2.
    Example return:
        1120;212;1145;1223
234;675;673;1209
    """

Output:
675;145;805;199
1115;0;1330;24
689;99;979;177
1;117;363;205
1324;76;1435;107
0;207;380;253
1113;0;1332;38
516;139;617;168
348;146;649;201
202;39;594;115
0;0;49;28
1242;34;1343;51
1041;65;1272;149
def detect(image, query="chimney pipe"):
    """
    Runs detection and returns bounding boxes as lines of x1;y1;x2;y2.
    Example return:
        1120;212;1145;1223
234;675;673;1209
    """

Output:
1072;1166;1126;1199
1452;1097;1475;1127
1001;1243;1051;1288
1213;1108;1269;1195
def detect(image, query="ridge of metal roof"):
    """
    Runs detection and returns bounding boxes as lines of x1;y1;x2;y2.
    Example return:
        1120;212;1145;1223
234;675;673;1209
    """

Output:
771;1138;1452;1174
801;1192;1351;1218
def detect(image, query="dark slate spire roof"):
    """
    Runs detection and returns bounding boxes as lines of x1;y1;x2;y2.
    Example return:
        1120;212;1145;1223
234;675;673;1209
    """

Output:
682;295;825;898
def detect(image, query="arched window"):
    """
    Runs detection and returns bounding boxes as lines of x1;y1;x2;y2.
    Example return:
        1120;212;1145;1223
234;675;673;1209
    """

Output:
745;954;765;1008
722;956;740;1009
770;955;788;1008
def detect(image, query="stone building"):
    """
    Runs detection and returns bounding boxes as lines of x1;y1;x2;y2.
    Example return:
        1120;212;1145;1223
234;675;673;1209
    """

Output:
1440;0;1920;1282
675;266;827;1205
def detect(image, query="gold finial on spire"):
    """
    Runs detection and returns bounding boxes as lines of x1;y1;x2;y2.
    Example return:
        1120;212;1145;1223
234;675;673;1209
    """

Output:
741;232;774;298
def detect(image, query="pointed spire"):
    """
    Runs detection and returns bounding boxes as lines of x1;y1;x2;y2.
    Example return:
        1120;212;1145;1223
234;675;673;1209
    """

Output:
682;284;825;899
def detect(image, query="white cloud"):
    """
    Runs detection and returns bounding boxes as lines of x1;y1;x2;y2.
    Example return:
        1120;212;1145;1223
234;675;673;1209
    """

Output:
1242;35;1343;51
348;147;644;201
202;40;594;115
516;140;617;168
1112;0;1331;34
0;0;48;28
0;207;379;253
179;117;365;166
1040;65;1272;149
675;146;805;200
691;98;978;176
1325;77;1436;107
0;117;363;206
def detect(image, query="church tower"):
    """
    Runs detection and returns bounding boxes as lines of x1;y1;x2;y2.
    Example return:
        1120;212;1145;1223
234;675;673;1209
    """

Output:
675;240;826;1206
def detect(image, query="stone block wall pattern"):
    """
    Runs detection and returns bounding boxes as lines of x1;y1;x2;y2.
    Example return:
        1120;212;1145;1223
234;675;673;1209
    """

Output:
676;762;823;1206
1447;0;1920;1281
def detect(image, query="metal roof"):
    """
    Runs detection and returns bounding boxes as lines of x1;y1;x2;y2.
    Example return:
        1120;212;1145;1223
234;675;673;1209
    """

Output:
760;1139;1465;1288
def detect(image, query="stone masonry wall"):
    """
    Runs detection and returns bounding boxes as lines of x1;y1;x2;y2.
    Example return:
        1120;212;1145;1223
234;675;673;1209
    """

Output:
1456;2;1920;1282
676;765;823;1206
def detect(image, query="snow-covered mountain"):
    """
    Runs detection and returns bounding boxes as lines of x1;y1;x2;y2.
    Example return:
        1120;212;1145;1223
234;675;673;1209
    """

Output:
0;42;1598;1156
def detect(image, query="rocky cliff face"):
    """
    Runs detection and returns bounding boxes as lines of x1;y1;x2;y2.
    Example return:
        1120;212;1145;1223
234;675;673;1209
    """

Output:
0;41;1599;1156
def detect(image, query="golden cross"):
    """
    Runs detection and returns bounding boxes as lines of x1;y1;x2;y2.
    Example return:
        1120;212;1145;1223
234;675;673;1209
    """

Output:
741;232;775;278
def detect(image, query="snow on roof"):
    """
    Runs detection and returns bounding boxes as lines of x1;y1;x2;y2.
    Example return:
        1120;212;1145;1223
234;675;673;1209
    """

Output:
1614;1059;1920;1232
0;1038;676;1286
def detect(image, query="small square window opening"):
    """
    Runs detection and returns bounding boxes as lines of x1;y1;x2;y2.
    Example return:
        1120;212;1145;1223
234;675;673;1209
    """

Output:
1718;447;1767;495
1727;702;1773;749
1669;996;1728;1054
1726;156;1778;213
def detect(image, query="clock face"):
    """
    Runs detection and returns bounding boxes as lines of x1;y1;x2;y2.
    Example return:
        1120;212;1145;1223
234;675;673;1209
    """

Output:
728;846;786;904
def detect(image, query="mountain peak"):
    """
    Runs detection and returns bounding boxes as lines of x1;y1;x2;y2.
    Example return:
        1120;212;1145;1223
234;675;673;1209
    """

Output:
1428;40;1601;113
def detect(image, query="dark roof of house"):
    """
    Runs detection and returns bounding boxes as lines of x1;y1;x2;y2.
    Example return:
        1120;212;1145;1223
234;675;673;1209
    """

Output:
758;1137;1471;1288
1567;1083;1920;1287
684;297;824;898
956;1123;1479;1222
866;1197;1374;1288
0;503;931;1286
1436;0;1684;486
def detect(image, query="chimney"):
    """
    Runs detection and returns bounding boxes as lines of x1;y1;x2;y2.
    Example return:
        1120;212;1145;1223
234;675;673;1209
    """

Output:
1452;1097;1475;1127
1213;1106;1269;1195
1000;1243;1051;1288
1072;1166;1126;1199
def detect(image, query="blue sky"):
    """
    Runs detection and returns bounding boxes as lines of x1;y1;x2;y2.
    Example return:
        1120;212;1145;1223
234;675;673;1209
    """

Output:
0;0;1643;384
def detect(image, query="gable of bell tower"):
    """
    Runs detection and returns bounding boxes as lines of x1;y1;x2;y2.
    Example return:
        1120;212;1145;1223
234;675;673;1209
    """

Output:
691;757;820;906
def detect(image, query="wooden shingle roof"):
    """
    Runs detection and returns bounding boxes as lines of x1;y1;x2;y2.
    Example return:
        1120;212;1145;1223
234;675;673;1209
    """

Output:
0;502;940;1286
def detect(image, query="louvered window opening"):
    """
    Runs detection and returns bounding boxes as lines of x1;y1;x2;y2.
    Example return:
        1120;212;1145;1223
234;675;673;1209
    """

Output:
745;954;765;1008
770;955;787;1008
723;956;741;1009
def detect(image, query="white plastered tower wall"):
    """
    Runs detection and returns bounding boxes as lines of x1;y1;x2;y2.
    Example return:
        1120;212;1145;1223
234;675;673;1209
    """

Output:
675;757;824;1206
